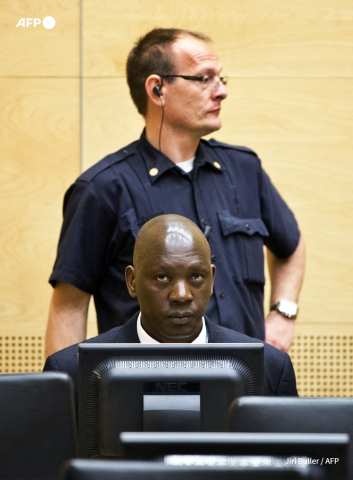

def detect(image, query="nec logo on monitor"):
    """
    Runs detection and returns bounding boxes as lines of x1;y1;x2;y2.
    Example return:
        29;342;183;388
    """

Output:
143;382;200;393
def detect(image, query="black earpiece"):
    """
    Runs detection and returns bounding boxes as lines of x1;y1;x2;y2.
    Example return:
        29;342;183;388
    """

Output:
153;78;164;152
153;85;161;97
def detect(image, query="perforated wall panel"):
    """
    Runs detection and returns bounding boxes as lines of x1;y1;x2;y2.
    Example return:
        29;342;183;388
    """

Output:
290;335;353;397
0;336;44;373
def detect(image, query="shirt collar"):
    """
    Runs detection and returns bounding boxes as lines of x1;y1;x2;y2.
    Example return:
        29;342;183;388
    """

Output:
137;131;178;184
136;312;208;344
137;130;223;184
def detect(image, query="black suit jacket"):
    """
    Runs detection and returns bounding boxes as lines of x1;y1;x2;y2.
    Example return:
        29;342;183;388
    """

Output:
44;313;298;397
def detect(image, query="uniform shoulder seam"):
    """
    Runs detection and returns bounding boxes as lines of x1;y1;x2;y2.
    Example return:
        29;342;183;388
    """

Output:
205;138;258;157
78;141;138;183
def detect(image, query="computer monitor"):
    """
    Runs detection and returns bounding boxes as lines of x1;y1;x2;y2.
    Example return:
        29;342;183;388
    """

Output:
119;431;349;480
0;372;78;480
61;458;326;480
78;343;264;457
228;396;353;479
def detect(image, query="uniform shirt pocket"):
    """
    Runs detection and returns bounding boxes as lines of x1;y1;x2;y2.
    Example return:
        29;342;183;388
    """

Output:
217;210;269;284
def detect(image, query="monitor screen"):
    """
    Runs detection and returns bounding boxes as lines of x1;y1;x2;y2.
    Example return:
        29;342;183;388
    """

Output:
78;343;264;458
119;431;349;480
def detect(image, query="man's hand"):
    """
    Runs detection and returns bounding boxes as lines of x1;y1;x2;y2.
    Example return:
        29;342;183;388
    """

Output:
265;310;295;352
45;282;91;358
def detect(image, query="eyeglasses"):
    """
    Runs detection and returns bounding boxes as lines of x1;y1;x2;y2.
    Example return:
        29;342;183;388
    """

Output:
161;74;228;90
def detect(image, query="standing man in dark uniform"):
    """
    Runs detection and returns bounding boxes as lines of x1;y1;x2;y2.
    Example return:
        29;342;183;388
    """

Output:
45;28;305;357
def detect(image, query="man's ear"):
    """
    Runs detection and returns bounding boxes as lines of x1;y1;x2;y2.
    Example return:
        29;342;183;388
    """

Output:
125;265;137;298
145;75;164;107
210;264;216;294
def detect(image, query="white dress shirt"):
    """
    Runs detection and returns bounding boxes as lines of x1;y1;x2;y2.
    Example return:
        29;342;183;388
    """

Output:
136;312;208;344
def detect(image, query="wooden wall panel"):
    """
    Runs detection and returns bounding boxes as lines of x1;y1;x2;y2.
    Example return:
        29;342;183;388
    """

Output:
0;0;79;76
0;1;80;345
0;79;80;337
82;0;353;77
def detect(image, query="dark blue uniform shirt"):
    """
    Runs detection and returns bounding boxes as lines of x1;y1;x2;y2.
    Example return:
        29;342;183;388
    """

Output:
50;131;299;339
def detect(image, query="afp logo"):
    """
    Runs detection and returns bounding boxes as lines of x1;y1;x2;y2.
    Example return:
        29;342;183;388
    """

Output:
16;17;56;29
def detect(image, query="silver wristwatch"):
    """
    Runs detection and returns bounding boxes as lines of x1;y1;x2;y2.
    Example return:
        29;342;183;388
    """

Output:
270;299;298;319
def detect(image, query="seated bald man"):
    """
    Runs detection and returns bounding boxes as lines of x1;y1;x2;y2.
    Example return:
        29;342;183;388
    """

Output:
44;214;298;396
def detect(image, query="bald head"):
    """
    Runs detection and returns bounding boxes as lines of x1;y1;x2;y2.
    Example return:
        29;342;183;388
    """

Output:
126;214;215;343
133;214;211;269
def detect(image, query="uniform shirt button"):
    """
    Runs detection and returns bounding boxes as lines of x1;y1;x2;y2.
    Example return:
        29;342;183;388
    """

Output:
245;223;251;230
149;168;159;176
203;219;208;225
211;255;216;262
219;292;225;298
123;149;129;154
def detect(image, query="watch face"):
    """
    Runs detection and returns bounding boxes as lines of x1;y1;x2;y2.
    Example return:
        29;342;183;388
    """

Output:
278;300;298;316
